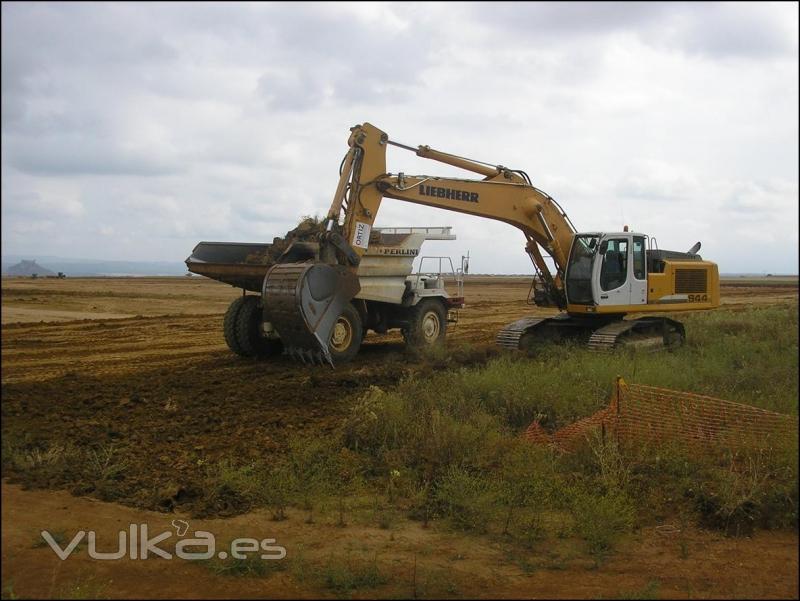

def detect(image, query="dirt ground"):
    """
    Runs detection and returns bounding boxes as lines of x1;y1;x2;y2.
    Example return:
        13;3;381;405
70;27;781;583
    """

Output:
2;275;798;599
3;482;798;600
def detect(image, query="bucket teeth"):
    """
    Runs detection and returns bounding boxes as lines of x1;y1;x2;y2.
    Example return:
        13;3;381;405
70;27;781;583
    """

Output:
284;346;333;368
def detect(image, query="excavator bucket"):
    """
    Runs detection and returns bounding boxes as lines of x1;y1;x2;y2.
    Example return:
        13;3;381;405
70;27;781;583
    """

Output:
262;261;360;366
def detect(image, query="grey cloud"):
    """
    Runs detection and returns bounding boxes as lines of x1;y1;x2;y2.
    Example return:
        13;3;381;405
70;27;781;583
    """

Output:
469;1;796;60
6;135;181;177
659;2;798;60
3;191;84;218
250;4;432;108
615;160;698;202
722;179;798;215
1;2;179;68
469;2;669;37
257;71;326;112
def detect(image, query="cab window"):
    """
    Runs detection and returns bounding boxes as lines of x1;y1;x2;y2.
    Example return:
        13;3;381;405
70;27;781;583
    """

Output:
633;236;646;280
566;234;598;304
600;239;628;291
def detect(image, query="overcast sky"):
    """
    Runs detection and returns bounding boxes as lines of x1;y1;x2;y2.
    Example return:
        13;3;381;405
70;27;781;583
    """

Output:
2;1;798;274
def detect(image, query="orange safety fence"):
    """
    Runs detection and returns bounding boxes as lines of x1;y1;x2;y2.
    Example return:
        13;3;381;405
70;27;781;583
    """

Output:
523;377;798;451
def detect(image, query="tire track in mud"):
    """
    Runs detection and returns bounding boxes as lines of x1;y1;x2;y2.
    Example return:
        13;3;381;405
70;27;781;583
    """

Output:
2;315;231;383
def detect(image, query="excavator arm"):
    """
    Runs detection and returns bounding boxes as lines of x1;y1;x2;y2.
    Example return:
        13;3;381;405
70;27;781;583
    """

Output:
331;122;576;304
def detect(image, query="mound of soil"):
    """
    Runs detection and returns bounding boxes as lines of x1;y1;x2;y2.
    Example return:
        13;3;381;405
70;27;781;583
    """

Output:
243;217;326;265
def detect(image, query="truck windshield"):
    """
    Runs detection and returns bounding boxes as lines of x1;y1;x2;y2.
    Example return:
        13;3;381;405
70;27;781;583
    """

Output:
566;235;599;304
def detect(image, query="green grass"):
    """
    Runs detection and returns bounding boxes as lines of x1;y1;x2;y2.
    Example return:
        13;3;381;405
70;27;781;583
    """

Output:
337;304;797;550
319;553;387;594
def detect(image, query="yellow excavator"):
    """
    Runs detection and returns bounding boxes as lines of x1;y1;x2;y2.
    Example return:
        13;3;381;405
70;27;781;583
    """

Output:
258;122;719;364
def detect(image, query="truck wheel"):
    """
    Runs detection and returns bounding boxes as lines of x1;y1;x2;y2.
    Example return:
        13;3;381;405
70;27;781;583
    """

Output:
223;296;248;356
329;303;363;364
403;298;447;349
235;296;283;357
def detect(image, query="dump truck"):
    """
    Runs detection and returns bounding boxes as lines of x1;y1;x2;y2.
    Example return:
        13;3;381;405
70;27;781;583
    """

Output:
186;227;466;363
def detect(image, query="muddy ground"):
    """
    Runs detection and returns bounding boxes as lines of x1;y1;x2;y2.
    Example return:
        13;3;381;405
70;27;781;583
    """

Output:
2;275;798;598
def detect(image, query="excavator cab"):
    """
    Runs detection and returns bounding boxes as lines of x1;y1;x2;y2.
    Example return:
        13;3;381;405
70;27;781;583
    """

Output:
564;232;718;314
565;232;649;309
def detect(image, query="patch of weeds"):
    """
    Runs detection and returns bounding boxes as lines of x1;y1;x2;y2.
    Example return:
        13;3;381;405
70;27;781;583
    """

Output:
512;554;537;575
435;466;496;533
570;487;635;566
196;459;259;517
85;444;128;482
253;462;295;521
367;491;403;531
514;513;547;549
495;441;553;538
3;440;83;487
78;444;130;502
288;544;312;583
287;435;340;524
374;503;400;530
693;442;798;535
330;448;365;527
320;553;387;594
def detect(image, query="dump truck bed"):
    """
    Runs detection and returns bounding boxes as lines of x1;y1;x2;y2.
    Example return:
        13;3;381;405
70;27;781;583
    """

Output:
185;241;273;292
186;227;457;298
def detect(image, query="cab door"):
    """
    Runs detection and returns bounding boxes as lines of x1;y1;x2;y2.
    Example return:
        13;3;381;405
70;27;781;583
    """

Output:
593;236;631;307
630;236;647;305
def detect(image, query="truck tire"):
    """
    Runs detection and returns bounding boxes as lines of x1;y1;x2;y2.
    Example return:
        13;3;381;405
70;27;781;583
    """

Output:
402;298;447;349
329;303;363;364
234;295;283;358
223;296;248;356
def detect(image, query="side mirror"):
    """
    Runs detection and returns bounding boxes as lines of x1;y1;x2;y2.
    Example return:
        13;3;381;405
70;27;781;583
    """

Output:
598;241;608;255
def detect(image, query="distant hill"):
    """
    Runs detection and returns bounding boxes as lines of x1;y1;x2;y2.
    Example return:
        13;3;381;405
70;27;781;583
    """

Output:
6;260;56;277
1;255;187;277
